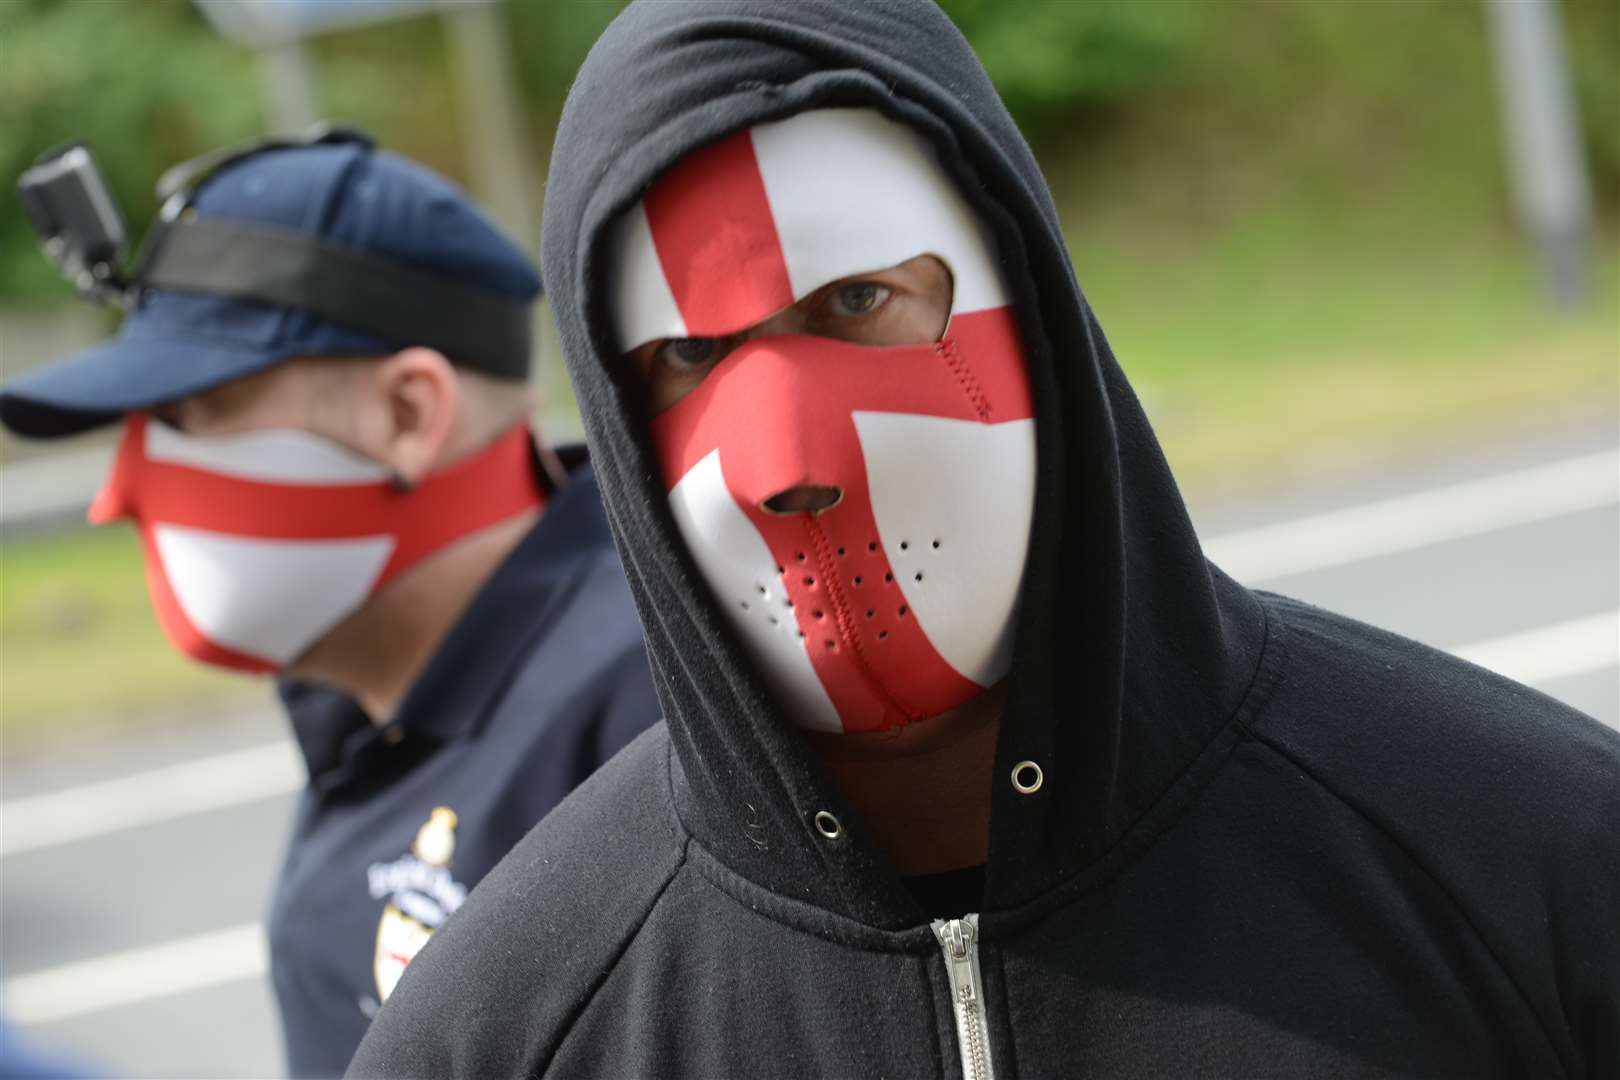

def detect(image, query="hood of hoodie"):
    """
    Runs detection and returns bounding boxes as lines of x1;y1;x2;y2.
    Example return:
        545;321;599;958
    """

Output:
541;0;1268;931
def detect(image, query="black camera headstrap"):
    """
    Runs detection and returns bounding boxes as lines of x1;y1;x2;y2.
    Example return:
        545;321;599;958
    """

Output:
142;217;531;379
134;124;531;379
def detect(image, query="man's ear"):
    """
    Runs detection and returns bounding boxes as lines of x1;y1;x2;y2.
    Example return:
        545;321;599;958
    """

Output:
372;347;460;486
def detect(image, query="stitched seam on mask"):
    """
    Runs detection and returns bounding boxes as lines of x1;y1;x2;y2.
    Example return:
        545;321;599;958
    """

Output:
806;516;924;724
938;338;992;421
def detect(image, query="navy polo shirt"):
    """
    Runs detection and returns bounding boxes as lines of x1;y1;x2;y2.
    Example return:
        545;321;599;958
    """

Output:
264;465;660;1079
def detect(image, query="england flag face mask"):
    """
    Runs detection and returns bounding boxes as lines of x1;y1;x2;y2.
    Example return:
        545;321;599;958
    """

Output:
90;415;544;672
611;108;1037;734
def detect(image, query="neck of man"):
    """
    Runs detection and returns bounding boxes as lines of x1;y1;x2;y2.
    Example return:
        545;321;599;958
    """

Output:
801;682;1005;878
289;508;541;723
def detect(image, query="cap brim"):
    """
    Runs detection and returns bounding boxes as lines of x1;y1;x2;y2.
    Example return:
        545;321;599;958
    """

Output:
0;332;291;439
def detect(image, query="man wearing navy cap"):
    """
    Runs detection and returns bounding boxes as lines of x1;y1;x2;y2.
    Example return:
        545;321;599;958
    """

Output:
2;130;660;1077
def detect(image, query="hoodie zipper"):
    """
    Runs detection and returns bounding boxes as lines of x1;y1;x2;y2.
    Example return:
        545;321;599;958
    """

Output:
932;914;995;1080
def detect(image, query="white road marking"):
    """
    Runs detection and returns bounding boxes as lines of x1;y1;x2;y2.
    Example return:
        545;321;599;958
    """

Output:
0;741;301;858
1;923;266;1026
1205;449;1618;582
1;608;1612;1026
1451;609;1619;688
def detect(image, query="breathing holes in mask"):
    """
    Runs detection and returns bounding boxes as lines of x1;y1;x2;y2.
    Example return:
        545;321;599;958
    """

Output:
1011;761;1044;795
898;605;908;617
814;811;843;840
878;630;889;641
914;572;924;583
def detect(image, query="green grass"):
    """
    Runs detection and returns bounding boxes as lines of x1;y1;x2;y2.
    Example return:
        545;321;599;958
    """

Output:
0;525;260;749
1073;215;1618;490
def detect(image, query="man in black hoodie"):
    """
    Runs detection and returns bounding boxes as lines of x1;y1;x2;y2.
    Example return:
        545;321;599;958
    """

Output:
350;3;1619;1077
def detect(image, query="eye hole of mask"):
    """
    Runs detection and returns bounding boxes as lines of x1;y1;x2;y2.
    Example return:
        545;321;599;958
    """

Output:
629;254;957;414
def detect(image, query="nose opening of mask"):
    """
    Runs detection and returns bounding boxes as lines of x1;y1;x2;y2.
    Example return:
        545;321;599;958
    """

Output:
760;484;844;516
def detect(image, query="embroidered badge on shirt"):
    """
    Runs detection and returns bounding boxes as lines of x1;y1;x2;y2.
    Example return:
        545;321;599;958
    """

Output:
367;807;469;1002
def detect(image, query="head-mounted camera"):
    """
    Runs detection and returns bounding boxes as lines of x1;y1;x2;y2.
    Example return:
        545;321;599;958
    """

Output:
17;142;132;305
18;123;371;309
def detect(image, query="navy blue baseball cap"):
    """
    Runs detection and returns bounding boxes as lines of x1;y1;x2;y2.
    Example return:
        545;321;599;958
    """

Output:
1;136;541;439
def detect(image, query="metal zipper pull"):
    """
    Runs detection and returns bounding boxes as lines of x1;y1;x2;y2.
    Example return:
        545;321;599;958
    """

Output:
932;914;995;1080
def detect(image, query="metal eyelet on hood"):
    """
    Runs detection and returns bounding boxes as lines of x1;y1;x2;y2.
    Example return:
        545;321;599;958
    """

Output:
813;810;844;839
1011;760;1043;795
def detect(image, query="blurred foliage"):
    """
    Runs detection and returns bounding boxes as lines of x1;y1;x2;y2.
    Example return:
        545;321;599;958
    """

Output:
0;0;263;300
938;0;1195;136
1565;0;1620;189
0;0;1613;305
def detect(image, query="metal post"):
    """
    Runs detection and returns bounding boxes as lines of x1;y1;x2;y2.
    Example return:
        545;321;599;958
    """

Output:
1485;0;1593;308
258;38;322;134
441;2;540;249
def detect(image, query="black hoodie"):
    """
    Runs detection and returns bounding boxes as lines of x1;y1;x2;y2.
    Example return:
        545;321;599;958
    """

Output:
349;3;1619;1076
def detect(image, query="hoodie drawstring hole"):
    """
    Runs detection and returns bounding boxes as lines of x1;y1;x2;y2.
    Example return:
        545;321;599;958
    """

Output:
814;811;843;840
1012;761;1044;795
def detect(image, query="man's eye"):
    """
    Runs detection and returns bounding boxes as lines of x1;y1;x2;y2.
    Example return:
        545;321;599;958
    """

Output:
658;337;721;370
830;283;890;317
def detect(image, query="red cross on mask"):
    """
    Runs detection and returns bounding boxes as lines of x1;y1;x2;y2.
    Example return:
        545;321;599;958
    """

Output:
89;417;543;672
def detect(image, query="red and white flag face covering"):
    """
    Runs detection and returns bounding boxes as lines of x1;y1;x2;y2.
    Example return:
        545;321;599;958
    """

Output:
90;416;543;673
611;108;1037;734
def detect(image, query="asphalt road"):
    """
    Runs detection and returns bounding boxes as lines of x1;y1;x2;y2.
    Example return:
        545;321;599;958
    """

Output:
2;420;1616;1078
